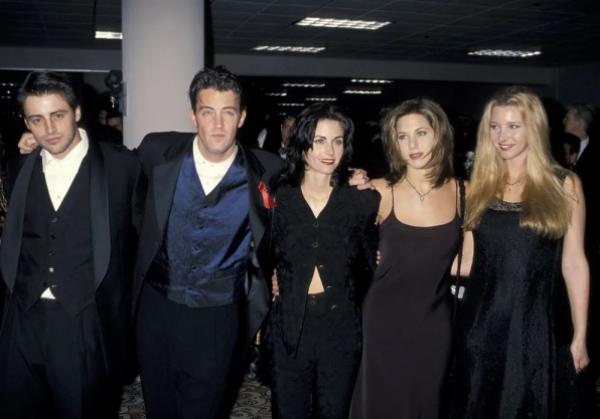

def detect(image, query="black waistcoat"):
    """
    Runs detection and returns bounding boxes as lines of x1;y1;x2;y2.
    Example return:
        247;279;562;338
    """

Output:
14;155;95;316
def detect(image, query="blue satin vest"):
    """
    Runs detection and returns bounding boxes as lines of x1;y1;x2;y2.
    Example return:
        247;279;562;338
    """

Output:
148;150;251;307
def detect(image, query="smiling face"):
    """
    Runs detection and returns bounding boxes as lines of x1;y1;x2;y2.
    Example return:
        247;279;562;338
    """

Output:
490;105;528;163
23;93;81;159
304;118;345;175
190;87;247;163
395;113;435;170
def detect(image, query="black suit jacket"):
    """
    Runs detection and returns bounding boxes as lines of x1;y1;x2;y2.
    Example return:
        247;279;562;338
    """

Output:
573;139;598;252
133;132;283;343
0;139;141;380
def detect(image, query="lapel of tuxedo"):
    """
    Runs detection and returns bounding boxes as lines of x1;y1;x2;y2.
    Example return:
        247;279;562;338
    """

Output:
0;150;41;291
89;141;111;289
240;145;267;252
153;137;193;238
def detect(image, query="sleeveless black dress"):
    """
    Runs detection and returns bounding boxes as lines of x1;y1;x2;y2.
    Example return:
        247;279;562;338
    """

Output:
350;190;461;419
454;199;582;419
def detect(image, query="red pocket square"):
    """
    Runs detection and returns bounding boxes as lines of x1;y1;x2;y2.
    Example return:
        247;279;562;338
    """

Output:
258;181;276;209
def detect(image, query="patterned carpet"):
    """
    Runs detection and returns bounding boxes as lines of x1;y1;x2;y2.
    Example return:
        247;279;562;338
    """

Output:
119;376;271;419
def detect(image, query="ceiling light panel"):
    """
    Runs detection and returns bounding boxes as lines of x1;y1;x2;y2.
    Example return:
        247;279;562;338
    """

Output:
283;83;326;88
467;49;542;58
351;79;392;84
253;45;325;53
343;89;382;95
296;17;391;31
95;31;122;40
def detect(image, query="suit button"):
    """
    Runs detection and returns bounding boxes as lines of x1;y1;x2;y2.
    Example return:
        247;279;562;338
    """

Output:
330;304;337;310
51;217;58;223
48;267;55;273
49;250;55;256
313;221;319;228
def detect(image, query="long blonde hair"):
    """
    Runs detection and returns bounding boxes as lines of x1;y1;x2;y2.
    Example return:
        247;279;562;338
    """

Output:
464;86;570;239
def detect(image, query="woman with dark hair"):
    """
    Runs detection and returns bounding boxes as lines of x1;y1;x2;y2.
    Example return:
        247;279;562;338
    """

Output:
350;98;468;419
268;103;380;419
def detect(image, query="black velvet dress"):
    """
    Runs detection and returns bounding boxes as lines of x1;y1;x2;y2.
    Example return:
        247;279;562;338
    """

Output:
454;199;582;419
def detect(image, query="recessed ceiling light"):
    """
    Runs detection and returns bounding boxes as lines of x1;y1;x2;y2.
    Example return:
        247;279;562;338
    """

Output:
95;31;122;40
297;17;390;31
351;79;392;84
283;83;326;88
278;102;305;107
467;49;541;58
344;89;382;95
253;45;325;53
306;97;337;102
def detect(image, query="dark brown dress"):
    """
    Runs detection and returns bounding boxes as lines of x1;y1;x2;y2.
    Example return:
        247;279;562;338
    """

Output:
350;191;461;419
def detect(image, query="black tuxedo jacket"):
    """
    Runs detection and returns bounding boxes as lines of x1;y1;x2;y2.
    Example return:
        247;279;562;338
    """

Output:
573;139;598;249
133;132;283;343
0;139;141;380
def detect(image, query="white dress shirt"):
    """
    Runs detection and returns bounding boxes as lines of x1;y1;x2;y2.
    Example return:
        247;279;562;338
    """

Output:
39;128;89;299
192;136;238;195
41;128;89;211
577;137;589;162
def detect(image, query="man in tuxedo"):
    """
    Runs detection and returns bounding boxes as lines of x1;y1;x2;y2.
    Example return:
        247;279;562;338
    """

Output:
0;71;141;419
133;66;283;419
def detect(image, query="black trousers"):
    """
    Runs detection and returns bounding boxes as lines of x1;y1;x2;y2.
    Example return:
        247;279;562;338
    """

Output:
0;298;118;419
136;283;240;419
270;294;361;419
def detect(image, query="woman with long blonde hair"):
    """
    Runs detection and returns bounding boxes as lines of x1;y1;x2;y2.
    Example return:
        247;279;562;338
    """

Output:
456;86;589;418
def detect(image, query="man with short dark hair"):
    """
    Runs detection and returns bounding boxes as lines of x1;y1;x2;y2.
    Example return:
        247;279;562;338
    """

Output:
0;71;141;419
133;66;283;419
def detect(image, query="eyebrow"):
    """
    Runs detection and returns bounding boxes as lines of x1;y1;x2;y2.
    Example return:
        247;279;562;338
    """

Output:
25;109;69;119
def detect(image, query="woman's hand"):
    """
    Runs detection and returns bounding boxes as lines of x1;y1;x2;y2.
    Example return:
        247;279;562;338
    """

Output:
348;168;374;190
18;132;38;154
570;339;590;373
271;270;279;301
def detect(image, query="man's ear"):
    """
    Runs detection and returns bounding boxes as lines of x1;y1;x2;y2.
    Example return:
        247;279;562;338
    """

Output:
75;106;82;122
189;108;198;129
238;109;247;128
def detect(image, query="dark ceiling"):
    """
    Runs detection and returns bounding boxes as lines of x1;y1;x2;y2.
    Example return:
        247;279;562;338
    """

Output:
1;0;600;66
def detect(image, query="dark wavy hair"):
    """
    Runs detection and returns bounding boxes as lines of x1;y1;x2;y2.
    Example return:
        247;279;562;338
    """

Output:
188;65;244;110
17;71;80;110
382;97;454;187
282;103;354;187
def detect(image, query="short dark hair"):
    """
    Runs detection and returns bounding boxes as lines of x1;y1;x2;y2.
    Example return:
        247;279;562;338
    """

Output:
282;103;354;187
17;71;80;110
382;97;454;187
188;66;243;110
567;103;596;132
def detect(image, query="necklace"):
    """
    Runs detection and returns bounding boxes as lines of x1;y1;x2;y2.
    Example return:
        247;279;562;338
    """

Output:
404;176;433;202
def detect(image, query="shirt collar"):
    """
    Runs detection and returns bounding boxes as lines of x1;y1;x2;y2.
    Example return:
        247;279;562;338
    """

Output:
192;135;238;170
41;128;89;169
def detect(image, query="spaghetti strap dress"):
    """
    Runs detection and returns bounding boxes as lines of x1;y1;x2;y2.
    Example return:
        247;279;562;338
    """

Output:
350;183;461;419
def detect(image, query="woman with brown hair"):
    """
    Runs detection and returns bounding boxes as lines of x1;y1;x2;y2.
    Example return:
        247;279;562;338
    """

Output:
455;86;589;418
350;97;466;419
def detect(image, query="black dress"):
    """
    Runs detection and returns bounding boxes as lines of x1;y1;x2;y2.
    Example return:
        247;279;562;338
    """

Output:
350;190;461;419
268;184;380;419
454;199;582;419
